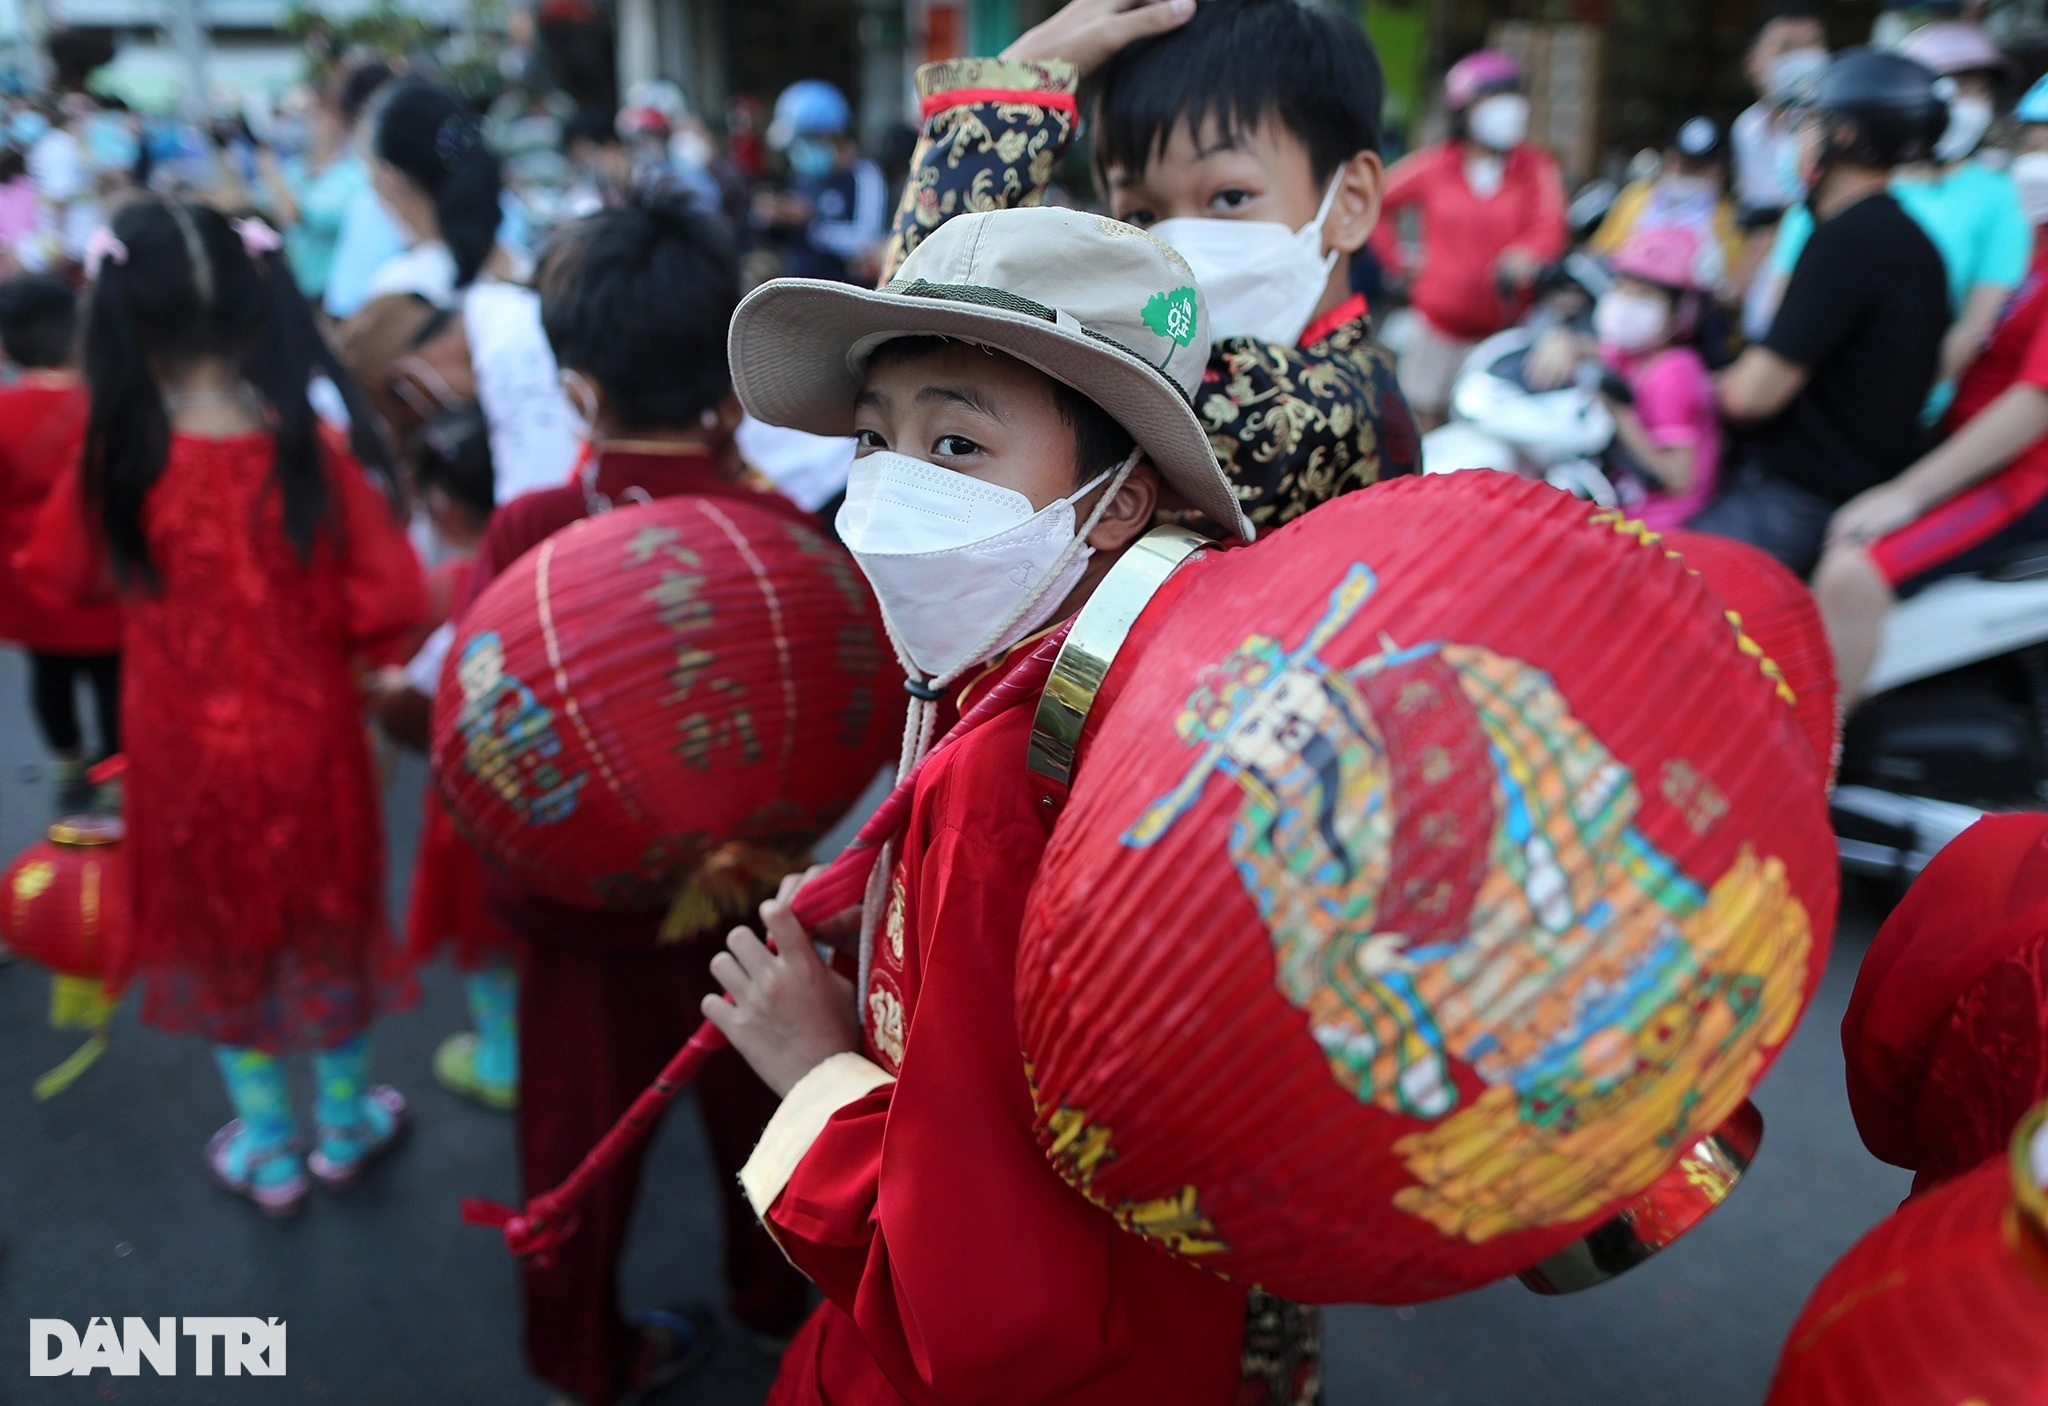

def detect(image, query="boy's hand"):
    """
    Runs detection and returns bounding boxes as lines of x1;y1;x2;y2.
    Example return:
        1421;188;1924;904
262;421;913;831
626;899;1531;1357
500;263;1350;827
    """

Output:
703;891;861;1098
1001;0;1195;76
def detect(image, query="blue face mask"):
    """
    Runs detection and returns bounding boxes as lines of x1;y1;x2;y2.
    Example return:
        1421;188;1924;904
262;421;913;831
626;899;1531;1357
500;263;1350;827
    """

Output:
788;137;835;180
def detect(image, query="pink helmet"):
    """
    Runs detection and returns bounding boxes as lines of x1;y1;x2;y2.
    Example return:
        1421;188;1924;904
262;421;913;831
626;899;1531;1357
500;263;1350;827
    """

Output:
1898;22;2008;79
1612;225;1714;295
1445;50;1525;113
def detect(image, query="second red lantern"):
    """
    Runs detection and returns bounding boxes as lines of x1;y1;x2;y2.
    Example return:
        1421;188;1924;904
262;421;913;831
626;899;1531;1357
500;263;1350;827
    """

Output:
431;494;893;911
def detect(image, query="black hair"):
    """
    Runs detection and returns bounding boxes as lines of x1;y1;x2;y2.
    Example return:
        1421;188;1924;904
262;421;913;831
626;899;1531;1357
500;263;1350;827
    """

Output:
335;59;395;127
373;80;503;289
0;273;76;368
82;200;395;588
1094;0;1384;186
538;189;739;433
862;335;1136;483
0;146;24;184
1751;4;1824;49
415;403;494;516
563;106;619;152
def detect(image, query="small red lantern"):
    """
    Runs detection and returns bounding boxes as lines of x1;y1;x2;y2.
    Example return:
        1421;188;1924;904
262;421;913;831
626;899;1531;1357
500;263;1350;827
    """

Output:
1015;475;1838;1304
2;814;128;1098
430;495;893;918
1765;1103;2048;1405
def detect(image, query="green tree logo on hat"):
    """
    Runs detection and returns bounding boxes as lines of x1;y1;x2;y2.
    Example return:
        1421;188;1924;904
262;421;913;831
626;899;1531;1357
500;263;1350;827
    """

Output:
1141;286;1199;370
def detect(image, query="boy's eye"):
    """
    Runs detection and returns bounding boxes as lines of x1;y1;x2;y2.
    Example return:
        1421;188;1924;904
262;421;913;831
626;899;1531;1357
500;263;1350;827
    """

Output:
1211;188;1254;212
854;428;888;452
1121;208;1158;229
934;434;982;457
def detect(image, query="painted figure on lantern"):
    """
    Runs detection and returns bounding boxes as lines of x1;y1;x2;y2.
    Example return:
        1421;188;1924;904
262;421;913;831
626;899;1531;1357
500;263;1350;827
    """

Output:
1127;565;1813;1243
454;631;587;825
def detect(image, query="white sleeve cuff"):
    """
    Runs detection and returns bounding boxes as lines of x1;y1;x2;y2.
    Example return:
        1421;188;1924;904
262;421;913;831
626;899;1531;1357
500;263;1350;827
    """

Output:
739;1052;895;1219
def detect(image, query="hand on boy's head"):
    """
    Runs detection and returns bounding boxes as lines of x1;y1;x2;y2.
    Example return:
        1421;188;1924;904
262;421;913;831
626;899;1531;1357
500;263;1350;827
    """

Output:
702;897;860;1099
1003;0;1194;76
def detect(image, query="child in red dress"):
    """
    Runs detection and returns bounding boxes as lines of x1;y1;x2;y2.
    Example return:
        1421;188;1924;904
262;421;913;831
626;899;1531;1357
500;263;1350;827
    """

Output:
0;274;119;810
366;405;523;1111
17;201;427;1216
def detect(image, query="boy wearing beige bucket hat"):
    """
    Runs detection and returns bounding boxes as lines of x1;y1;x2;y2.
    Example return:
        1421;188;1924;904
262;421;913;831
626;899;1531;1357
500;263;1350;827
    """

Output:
703;204;1254;1405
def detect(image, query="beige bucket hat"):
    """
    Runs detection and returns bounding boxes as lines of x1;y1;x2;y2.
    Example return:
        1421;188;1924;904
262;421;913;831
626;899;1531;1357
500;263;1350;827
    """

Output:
728;206;1252;542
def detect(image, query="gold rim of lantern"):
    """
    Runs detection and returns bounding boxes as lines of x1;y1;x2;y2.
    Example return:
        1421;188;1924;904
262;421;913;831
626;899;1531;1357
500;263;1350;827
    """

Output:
1027;524;1209;797
2014;1101;2048;1269
1516;1099;1765;1295
47;816;123;848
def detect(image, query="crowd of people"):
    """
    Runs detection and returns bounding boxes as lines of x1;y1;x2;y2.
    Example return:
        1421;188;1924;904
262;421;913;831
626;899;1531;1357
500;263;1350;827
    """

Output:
0;0;2045;1403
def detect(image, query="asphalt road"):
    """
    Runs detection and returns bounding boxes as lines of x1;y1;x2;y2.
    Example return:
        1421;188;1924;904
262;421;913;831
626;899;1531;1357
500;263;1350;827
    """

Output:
0;641;1911;1405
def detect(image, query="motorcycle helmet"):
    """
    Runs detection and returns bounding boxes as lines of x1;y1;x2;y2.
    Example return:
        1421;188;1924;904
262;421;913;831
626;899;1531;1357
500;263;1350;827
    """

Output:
1609;225;1717;338
1444;50;1524;113
767;79;850;149
1671;115;1728;165
2018;73;2048;125
1807;47;1949;169
1896;21;2008;80
1611;225;1715;296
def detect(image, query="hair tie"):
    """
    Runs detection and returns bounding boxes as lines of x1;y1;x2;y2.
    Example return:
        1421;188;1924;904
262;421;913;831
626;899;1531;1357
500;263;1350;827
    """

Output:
233;216;282;258
433;115;482;172
83;227;128;280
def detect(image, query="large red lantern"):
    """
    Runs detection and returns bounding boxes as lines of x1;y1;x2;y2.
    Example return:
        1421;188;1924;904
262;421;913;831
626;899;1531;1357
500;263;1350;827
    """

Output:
1765;1104;2048;1405
1015;474;1838;1304
2;815;128;1098
431;495;893;915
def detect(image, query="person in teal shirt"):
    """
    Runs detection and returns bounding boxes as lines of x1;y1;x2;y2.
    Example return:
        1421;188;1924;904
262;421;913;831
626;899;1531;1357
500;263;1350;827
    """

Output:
1764;22;2033;422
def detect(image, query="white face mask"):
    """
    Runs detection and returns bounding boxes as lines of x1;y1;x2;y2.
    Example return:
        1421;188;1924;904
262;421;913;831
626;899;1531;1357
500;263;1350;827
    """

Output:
1936;96;1996;164
835;450;1127;684
1150;177;1342;346
1468;94;1531;153
1594;290;1671;354
2014;150;2048;226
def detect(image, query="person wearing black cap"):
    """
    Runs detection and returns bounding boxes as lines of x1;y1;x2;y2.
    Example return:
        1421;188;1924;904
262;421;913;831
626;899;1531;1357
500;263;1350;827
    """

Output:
1591;115;1742;284
1698;48;1950;578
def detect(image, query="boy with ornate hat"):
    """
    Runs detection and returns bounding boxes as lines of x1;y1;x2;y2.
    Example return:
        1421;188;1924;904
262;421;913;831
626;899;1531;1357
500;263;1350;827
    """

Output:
707;205;1255;1403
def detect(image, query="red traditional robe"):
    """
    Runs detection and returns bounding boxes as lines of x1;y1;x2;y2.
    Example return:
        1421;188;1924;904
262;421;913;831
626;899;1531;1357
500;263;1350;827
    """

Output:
743;644;1248;1406
457;444;815;1405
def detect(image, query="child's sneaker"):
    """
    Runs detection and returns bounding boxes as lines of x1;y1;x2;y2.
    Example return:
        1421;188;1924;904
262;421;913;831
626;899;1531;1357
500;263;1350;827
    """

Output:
307;1085;409;1189
432;1032;517;1111
205;1120;309;1218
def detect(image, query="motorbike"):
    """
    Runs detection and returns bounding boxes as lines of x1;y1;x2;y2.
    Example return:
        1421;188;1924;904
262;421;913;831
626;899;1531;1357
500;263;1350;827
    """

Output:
1419;253;1644;508
1834;543;2048;880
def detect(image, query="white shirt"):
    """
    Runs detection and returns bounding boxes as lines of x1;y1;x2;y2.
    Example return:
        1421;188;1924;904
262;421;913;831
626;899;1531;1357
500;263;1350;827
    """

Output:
461;279;581;504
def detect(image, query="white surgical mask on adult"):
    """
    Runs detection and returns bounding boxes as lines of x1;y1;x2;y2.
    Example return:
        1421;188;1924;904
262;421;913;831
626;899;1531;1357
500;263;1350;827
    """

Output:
1468;94;1531;153
1594;291;1671;354
835;450;1128;684
2013;150;2048;226
1151;177;1342;346
1936;96;1996;164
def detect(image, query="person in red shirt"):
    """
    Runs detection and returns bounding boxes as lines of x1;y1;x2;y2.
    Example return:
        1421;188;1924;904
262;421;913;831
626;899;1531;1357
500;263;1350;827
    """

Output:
711;205;1257;1405
458;191;811;1406
1372;49;1568;429
16;202;425;1215
1814;244;2048;702
0;274;117;811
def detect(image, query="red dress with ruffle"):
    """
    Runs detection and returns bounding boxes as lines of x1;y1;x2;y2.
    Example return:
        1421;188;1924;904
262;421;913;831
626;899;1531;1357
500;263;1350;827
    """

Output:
17;431;427;1051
